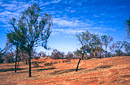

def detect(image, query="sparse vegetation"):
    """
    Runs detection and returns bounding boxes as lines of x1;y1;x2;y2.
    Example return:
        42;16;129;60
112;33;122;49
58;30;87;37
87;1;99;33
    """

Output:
0;2;130;85
0;56;130;85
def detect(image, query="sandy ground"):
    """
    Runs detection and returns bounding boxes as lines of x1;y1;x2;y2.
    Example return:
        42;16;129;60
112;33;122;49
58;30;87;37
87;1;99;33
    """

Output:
0;56;130;85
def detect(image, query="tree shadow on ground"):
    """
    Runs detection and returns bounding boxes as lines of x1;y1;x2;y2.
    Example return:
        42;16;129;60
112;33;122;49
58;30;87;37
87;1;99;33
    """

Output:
0;70;29;76
37;67;56;71
0;68;26;72
32;66;43;68
85;65;112;72
96;65;112;69
32;61;44;64
0;64;14;67
51;68;85;75
121;75;130;78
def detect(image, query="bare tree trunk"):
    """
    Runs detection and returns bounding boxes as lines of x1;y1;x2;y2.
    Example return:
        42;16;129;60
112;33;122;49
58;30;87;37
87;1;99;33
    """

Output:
28;49;31;77
100;45;102;59
106;46;107;57
76;53;84;71
15;46;18;72
100;50;102;59
76;58;81;71
26;60;28;65
15;57;17;72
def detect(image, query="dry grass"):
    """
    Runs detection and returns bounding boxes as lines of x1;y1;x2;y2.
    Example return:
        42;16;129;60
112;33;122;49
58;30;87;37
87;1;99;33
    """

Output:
0;56;130;85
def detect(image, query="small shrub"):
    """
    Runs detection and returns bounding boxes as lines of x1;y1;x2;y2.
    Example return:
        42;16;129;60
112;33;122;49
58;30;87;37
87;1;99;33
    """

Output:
33;56;40;60
44;63;52;66
33;62;39;67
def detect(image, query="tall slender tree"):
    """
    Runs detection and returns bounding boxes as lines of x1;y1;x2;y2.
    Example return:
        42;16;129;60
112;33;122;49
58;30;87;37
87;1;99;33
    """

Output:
76;31;91;71
7;17;26;72
7;4;52;77
21;4;52;77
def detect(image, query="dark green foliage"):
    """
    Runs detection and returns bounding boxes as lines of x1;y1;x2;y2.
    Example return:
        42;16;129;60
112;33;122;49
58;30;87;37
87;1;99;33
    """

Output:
125;18;130;38
0;48;5;63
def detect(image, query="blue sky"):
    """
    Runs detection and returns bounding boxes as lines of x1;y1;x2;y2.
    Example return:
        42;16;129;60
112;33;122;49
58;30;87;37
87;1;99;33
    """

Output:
0;0;130;54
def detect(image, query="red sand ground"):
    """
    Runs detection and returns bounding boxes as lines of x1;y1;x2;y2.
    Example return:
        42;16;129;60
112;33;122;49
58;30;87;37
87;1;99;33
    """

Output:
0;56;130;85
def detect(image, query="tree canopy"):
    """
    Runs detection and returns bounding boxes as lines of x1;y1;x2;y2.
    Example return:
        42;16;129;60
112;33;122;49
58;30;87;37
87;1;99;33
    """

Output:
125;18;130;38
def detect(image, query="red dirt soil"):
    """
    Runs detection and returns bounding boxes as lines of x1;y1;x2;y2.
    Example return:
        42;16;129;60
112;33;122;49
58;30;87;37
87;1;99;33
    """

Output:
0;56;130;85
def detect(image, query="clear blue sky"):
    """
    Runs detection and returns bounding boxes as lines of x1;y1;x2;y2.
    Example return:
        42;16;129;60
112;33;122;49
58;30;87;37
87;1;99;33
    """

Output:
0;0;130;54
